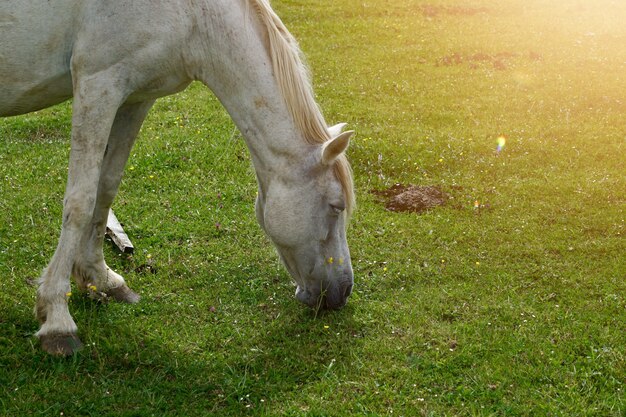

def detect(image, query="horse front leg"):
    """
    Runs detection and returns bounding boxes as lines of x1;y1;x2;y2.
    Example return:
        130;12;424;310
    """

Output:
72;100;154;303
35;76;126;356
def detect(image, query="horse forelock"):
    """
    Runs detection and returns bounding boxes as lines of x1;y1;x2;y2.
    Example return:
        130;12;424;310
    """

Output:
249;0;355;214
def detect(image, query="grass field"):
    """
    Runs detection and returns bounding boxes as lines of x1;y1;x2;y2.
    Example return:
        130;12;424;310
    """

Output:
1;0;625;415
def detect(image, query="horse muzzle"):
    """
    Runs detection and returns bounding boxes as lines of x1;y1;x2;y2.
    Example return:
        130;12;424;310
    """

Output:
295;271;354;310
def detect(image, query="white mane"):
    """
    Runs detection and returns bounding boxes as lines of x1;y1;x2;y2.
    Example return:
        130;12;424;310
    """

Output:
249;0;355;213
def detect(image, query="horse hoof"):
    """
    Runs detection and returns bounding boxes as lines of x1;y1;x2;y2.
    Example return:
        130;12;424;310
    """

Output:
107;284;140;304
40;333;83;356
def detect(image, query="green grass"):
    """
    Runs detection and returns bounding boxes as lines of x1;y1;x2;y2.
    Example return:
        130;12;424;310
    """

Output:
1;0;624;415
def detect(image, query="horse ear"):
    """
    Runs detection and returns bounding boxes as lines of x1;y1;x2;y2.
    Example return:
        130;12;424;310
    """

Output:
322;130;353;165
327;122;347;137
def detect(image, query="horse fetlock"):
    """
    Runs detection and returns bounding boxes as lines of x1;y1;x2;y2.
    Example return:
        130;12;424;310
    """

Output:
71;262;138;303
34;297;48;324
34;287;72;323
72;262;125;293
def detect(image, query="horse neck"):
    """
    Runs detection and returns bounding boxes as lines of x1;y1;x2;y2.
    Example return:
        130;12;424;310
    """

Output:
186;0;310;184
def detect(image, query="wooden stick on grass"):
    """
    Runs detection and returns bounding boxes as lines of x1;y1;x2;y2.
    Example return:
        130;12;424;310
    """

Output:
106;209;134;254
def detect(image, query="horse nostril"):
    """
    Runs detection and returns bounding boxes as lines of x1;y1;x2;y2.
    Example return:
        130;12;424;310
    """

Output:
343;283;353;298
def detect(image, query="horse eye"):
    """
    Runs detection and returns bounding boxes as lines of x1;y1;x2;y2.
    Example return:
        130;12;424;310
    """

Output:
330;204;345;215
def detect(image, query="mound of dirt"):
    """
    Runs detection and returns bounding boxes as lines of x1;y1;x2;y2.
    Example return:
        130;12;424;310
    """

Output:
421;5;489;18
372;184;447;213
437;51;543;70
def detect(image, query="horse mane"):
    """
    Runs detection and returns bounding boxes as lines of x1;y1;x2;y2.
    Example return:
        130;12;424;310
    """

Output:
249;0;355;214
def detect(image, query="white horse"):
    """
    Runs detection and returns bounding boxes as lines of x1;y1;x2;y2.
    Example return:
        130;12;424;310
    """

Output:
1;0;355;355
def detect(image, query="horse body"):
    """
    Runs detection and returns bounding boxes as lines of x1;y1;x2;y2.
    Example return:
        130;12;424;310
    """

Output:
0;0;195;115
0;0;75;115
1;0;355;355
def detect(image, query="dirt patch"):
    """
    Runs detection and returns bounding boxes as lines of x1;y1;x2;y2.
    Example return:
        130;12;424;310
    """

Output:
421;5;489;18
371;184;447;213
437;51;543;70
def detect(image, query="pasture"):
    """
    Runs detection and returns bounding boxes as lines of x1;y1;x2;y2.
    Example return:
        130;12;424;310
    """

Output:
1;0;624;415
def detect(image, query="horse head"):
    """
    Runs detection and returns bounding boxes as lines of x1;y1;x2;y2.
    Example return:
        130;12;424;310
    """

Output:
255;127;354;310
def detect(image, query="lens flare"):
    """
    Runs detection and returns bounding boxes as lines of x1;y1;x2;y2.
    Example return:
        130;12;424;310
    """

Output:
496;136;506;152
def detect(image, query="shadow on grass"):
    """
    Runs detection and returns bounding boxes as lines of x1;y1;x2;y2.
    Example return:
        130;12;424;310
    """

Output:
1;108;71;143
0;287;361;416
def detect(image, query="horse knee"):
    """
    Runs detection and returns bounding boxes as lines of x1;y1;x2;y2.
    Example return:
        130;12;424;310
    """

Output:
63;194;95;227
